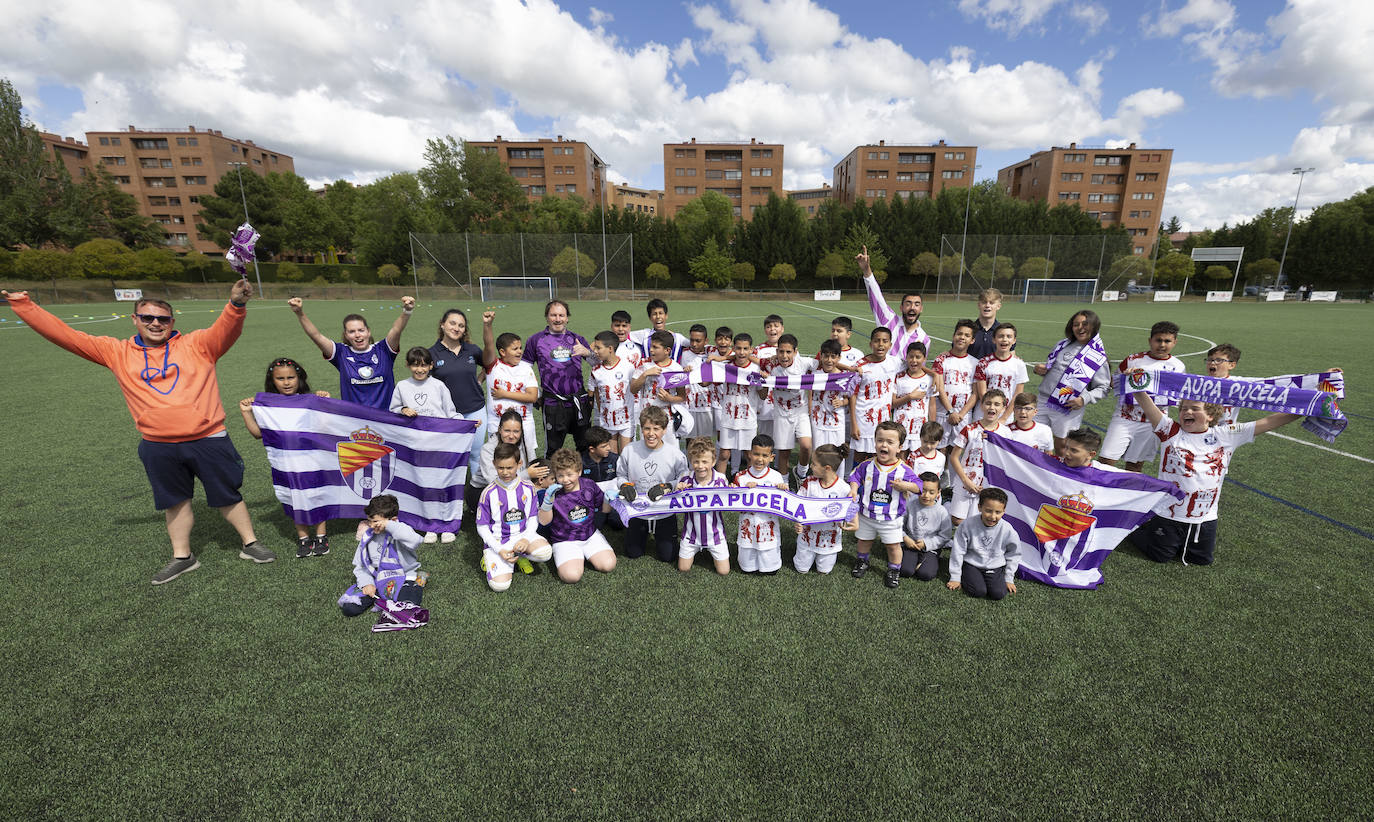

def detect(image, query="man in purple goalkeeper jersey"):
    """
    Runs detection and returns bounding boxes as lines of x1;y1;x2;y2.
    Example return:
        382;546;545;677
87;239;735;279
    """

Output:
856;246;930;356
523;299;594;455
539;449;616;584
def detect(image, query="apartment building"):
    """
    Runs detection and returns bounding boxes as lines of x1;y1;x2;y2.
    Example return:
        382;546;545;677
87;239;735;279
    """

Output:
467;136;606;205
662;138;784;219
613;184;663;216
85;125;294;254
997;142;1172;256
40;132;92;182
786;183;833;216
832;140;976;205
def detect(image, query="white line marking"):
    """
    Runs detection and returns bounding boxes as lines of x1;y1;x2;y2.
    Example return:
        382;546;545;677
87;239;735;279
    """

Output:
1265;431;1374;464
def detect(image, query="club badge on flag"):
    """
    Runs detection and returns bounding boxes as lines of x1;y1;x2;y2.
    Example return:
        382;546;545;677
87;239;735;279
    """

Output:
251;394;477;533
982;433;1184;590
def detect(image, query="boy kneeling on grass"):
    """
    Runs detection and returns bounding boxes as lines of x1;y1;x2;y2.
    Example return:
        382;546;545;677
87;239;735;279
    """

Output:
539;448;617;584
476;442;553;592
947;487;1020;601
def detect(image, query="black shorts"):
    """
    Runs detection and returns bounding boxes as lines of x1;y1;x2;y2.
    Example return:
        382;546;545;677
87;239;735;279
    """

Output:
1129;515;1218;565
138;435;245;510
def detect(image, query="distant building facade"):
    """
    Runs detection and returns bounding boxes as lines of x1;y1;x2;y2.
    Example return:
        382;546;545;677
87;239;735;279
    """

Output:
997;142;1172;256
786;183;833;216
467;136;606;206
832;140;976;205
612;184;663;216
662;138;784;219
39;132;91;182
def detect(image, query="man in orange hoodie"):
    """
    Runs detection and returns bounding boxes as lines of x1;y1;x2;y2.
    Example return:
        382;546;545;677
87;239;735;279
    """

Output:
3;278;276;584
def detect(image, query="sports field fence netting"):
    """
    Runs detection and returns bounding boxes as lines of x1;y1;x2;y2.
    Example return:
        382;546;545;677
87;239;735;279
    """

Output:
935;233;1149;302
409;232;636;301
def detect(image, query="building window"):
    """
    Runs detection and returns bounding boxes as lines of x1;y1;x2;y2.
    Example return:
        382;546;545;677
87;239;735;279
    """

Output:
896;172;912;182
674;186;697;195
675;148;697;158
565;184;576;193
508;149;543;159
99;137;110;146
942;170;963;179
148;196;167;207
145;177;175;188
1088;193;1102;203
1058;192;1081;200
724;169;742;180
180;157;203;166
1100;212;1117;222
554;184;565;193
1131;192;1155;200
139;158;160;169
706;169;723;180
152;214;172;225
176;137;187;146
750;168;772;177
1061;172;1083;182
527;185;546;195
866;169;889;179
732;206;742;217
750;186;772;196
751;149;773;158
1103;193;1120;203
113;175;130;184
1142;210;1151;217
132;138;168;150
1093;155;1123;166
863;189;887;198
101;156;126;166
168;233;189;246
183;176;206;185
1129;210;1140;218
1133;246;1145;255
1064;153;1085;162
511;167;528;177
188;195;199;204
944;151;966;160
168;197;181;206
1136;172;1158;182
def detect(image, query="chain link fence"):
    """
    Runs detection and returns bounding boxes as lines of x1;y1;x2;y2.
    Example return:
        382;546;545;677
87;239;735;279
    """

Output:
409;232;635;301
934;233;1142;302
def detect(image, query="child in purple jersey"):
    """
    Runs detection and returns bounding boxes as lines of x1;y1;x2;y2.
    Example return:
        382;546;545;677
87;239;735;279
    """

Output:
849;420;924;589
289;295;415;409
338;495;426;618
476;443;553;592
677;438;731;574
538;448;616;583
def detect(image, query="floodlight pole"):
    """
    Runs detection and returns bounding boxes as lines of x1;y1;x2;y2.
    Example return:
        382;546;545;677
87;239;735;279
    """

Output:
227;162;264;298
958;164;981;300
1276;167;1313;288
599;159;610;297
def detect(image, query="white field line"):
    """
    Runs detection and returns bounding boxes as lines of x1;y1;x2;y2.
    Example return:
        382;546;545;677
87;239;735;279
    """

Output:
1265;431;1374;464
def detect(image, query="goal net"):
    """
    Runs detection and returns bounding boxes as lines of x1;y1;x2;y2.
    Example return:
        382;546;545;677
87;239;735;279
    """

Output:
479;277;555;303
1023;278;1098;303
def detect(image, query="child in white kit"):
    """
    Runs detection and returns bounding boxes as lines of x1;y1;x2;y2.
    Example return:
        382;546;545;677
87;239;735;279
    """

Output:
850;326;903;464
768;333;817;479
680;324;717;442
715;331;765;475
901;472;952;581
1002;392;1054;454
734;434;788;574
905;420;947;483
972;323;1027;424
1099;320;1184;472
948;389;1009;525
754;314;784;441
932;319;978;449
793;444;857;574
589;330;636;452
483;327;539;453
893;341;934;451
808;339;853;461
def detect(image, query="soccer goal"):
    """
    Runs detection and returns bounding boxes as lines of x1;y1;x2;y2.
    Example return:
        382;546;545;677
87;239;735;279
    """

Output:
479;277;556;303
1022;278;1098;303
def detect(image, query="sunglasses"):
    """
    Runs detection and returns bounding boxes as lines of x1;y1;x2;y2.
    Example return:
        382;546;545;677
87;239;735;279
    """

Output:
134;313;174;324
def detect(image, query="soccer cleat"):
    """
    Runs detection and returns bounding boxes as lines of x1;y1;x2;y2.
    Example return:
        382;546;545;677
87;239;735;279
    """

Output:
516;557;535;574
647;482;674;502
312;534;330;556
296;536;314;559
440;531;456;544
618;482;637;502
238;541;276;563
151;554;200;585
884;567;900;589
422;531;439;544
851;557;870;579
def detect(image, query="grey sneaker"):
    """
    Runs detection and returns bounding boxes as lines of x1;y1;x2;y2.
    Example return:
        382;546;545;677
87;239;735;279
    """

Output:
152;554;200;585
239;541;277;563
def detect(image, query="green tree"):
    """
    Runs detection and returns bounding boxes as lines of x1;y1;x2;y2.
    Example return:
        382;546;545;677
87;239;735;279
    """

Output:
78;166;165;248
768;262;796;295
834;223;888;283
353;173;430;268
550;245;596;280
730;261;755;290
1154;251;1193;287
1242;258;1280;286
321;180;359;258
0;78;71;250
969;254;1014;283
420;137;527;233
1017;257;1055;279
15;248;77;280
271;172;331;256
470;256;499;281
197;167;284;258
181;250;215;283
414;263;437;286
815;251;847;286
676;191;735;252
377;263;402;284
645;261;670;287
133;246;183;281
277;261;305;282
687;237;732;289
910;251;940;280
1163;215;1182;236
72;238;135;279
1202;264;1232;283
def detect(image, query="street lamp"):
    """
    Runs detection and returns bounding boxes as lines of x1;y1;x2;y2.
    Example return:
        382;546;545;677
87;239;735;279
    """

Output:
1276;167;1314;288
958;163;981;300
226;161;264;298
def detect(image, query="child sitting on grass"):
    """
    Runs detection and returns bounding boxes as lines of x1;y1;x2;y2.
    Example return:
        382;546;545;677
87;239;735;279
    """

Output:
946;487;1020;601
240;356;332;558
901;472;951;581
338;494;427;620
476;443;553;592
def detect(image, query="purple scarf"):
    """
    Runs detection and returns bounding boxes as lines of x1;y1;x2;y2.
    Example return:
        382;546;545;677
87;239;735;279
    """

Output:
1044;335;1108;413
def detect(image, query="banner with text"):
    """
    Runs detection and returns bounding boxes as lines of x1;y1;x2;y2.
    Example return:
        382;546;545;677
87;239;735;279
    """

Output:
1117;369;1347;442
611;486;857;525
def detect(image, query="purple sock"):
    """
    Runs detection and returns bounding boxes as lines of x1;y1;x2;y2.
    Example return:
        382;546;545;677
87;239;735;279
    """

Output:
857;552;870;562
887;561;901;571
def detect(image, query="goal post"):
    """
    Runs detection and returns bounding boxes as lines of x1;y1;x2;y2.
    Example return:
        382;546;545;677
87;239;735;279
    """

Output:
479;277;556;303
1022;278;1098;303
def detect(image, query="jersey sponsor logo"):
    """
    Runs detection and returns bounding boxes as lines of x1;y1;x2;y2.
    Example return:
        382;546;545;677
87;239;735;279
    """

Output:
568;505;590;523
504;509;526;523
871;488;892;506
551;345;572;363
358;365;374;379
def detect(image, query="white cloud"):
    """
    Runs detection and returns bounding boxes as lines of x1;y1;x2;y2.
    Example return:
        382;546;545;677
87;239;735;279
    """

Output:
960;0;1108;35
1151;0;1235;37
672;38;699;68
1068;3;1110;35
588;6;613;27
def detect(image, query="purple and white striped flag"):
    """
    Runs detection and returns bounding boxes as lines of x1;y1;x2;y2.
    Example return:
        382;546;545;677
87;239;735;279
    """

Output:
251;393;477;533
982;433;1184;590
662;362;860;393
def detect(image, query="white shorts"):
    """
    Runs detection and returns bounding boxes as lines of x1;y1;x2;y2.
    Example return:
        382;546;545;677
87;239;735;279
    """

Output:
771;411;811;451
718;427;756;452
1039;399;1087;438
606;423;633;440
850;434;875;454
947;483;981;521
855;515;903;544
552;532;614;567
811;426;845;448
482;539;552;579
737;544;782;573
1100;416;1158;462
689;410;715;442
680;538;729;562
793;546;839;574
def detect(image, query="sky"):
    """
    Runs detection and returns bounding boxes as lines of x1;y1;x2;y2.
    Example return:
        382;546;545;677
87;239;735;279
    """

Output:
4;0;1373;232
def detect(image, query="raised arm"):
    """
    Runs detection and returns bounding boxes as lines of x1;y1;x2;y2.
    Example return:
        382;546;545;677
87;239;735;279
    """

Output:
1;290;118;367
1131;389;1166;427
288;297;334;358
384;295;416;353
857;245;897;330
1253;412;1302;435
482;310;498;370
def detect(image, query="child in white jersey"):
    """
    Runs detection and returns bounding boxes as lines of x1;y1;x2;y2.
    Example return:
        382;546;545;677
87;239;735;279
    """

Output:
631;330;689;444
849;420;924;589
948;389;1009;525
681;324;717;442
589;330;636;452
1100;320;1185;471
808;339;853;465
932;319;978;450
709;325;734;444
474;443;553;592
676;438;731;575
734;435;788;574
1127;390;1300;565
893;341;934;451
483;326;539;453
901;472;952;581
793;444;858;574
755;314;784;442
766;333;816;479
904;420;947;483
1002;392;1054;454
972;324;1027;425
610;310;643;369
391;346;458;420
850;326;903;464
947;487;1020;601
716;332;765;475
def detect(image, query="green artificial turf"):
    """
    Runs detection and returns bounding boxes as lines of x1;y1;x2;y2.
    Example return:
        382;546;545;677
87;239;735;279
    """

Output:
1;293;1371;819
